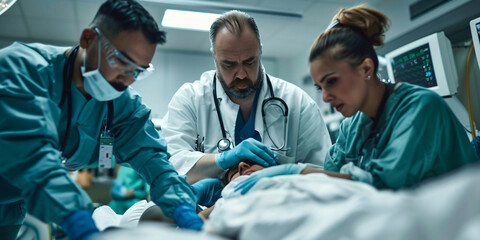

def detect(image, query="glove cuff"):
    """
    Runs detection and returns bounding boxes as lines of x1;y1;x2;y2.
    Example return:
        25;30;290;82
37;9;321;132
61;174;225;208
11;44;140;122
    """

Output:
291;163;308;174
339;162;373;185
62;210;99;240
173;203;195;219
215;152;228;170
173;203;204;230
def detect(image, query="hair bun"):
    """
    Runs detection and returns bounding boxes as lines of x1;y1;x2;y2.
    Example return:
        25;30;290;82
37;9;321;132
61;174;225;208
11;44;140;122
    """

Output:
333;5;389;46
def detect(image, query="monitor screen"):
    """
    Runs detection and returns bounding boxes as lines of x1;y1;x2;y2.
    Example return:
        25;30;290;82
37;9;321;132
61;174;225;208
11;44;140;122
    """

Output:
385;32;458;97
390;43;437;88
470;17;480;73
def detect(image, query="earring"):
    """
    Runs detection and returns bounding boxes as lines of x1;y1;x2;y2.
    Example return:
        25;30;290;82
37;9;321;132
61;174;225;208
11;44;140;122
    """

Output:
367;75;372;80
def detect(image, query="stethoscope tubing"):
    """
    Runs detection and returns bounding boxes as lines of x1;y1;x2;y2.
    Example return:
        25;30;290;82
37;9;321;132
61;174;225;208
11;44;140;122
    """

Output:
60;46;114;157
212;73;288;152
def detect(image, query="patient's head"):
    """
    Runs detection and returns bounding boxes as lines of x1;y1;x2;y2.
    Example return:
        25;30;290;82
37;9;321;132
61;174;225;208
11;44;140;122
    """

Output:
221;160;265;186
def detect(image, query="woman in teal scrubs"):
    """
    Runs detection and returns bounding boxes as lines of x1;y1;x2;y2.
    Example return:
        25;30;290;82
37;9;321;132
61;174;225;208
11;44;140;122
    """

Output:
308;5;479;189
234;5;479;194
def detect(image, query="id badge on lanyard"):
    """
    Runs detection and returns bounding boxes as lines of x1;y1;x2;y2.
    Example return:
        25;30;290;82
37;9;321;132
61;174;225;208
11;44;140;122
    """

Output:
99;131;115;169
99;101;115;169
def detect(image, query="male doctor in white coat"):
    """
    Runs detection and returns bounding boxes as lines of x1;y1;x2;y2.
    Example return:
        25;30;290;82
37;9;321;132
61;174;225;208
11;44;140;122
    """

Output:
162;11;332;187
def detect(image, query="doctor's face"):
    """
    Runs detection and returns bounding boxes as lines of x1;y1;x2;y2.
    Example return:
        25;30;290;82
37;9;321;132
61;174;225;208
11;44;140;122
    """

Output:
310;57;368;117
83;28;156;91
213;27;263;99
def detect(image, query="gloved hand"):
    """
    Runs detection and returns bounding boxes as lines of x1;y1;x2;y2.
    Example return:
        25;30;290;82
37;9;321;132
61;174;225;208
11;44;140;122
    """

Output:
340;162;373;185
190;178;223;207
62;210;99;240
173;204;204;230
215;138;278;170
110;179;128;200
234;163;306;195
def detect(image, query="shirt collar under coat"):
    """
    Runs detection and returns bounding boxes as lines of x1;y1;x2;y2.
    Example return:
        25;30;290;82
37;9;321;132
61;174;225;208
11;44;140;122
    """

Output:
211;68;269;145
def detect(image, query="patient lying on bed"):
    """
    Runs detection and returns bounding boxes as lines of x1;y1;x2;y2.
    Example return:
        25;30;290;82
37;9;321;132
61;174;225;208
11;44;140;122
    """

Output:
92;160;264;230
94;162;480;240
94;160;348;229
139;160;266;223
206;163;480;240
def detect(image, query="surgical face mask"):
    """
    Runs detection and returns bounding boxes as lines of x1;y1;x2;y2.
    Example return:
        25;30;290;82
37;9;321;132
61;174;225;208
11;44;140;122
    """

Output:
82;44;124;101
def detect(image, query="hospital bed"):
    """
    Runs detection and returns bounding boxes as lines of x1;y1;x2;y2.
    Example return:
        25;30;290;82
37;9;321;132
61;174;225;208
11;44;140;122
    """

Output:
88;162;480;240
17;161;475;239
204;163;480;240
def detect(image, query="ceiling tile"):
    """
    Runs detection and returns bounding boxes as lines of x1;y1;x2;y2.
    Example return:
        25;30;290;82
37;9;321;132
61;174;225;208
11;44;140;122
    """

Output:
26;18;78;43
20;0;75;21
0;0;406;59
223;0;261;5
74;1;101;29
258;0;310;12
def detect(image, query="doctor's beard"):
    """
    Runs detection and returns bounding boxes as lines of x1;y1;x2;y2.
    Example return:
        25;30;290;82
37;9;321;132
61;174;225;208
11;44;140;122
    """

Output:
217;65;264;99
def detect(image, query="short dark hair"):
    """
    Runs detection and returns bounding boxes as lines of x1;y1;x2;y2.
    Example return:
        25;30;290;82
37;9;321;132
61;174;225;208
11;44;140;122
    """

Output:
210;10;261;53
91;0;166;44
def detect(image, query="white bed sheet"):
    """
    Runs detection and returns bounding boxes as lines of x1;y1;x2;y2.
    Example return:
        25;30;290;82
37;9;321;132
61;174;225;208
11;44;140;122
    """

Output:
92;200;156;231
204;164;480;240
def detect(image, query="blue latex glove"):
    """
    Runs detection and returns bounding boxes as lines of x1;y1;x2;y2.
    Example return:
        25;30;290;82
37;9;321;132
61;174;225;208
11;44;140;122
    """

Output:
173;204;204;230
190;178;223;207
340;162;373;185
62;210;99;240
215;138;278;170
234;163;306;195
110;179;127;200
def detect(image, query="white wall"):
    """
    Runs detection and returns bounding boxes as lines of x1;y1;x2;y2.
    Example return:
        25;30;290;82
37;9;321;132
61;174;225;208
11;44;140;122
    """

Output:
132;49;279;119
276;51;326;109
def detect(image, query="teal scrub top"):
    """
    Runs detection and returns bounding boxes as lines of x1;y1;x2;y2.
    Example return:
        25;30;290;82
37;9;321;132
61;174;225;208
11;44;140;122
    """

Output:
109;166;150;214
116;166;150;199
0;42;196;225
325;83;479;190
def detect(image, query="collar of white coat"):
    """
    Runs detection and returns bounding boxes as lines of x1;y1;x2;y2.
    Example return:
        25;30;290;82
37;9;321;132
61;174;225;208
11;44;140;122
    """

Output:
209;68;270;142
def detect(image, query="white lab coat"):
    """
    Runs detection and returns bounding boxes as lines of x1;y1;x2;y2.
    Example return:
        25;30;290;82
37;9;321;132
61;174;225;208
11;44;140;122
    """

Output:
162;70;332;175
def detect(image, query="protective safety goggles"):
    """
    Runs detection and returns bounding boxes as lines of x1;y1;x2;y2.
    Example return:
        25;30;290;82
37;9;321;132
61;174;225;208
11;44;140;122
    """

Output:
95;27;154;81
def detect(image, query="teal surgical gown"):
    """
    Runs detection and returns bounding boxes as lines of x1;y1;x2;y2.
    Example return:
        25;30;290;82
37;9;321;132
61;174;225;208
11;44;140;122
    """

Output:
325;83;479;190
0;42;196;226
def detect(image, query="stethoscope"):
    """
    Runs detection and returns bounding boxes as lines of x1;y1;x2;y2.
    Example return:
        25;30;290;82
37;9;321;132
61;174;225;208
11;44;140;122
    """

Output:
213;73;288;152
59;45;113;158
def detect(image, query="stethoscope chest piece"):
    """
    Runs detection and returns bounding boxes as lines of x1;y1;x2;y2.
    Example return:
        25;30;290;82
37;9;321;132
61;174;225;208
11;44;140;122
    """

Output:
212;73;289;152
217;138;231;152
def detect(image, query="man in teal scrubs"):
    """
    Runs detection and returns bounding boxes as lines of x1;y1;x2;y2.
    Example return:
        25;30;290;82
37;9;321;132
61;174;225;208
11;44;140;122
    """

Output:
0;0;202;239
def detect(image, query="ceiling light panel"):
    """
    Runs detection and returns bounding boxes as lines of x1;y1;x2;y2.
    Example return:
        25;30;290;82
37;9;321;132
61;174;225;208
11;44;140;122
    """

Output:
161;9;220;32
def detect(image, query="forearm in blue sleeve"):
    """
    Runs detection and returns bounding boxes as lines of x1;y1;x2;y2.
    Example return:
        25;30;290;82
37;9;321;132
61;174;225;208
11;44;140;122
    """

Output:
0;95;92;224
